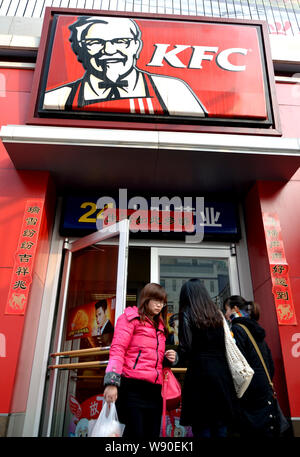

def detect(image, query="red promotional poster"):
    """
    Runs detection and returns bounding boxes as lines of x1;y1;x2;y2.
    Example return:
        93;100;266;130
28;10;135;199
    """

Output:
68;394;104;437
5;200;44;315
66;297;115;340
39;13;270;123
270;264;297;325
263;213;297;325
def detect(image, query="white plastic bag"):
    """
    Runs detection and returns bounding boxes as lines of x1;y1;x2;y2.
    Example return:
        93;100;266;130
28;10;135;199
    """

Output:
90;401;125;437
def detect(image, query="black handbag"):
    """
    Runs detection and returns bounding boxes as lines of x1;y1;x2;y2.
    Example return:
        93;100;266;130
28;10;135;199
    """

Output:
237;324;290;436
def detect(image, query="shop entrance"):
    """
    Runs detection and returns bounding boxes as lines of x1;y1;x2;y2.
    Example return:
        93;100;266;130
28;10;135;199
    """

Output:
42;233;240;437
127;244;238;313
40;220;130;437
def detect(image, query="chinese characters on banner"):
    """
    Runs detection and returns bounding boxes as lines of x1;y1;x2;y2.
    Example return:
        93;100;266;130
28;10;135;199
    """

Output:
5;200;44;315
263;213;297;325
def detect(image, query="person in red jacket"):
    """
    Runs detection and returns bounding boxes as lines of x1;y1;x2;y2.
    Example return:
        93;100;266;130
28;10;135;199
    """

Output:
103;283;177;438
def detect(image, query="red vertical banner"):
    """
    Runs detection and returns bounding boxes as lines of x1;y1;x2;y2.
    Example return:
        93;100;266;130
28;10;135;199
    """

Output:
262;213;297;325
5;199;44;315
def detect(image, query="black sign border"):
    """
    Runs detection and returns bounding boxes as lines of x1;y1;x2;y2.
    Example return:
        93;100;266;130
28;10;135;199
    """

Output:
27;8;281;135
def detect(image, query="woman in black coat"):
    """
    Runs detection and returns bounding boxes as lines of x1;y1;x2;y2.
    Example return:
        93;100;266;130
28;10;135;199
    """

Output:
177;279;237;438
224;295;277;437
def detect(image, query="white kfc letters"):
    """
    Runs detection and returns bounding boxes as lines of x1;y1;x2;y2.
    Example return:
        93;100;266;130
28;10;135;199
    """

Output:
147;44;248;71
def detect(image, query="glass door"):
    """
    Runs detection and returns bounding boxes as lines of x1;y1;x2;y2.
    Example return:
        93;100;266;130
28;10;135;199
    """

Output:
150;245;240;437
41;219;129;437
151;246;240;316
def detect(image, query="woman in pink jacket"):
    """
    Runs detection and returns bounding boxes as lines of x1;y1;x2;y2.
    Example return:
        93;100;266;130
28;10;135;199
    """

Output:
103;283;177;438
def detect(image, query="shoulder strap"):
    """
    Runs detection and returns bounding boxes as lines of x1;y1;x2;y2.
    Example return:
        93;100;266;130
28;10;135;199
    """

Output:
236;324;274;392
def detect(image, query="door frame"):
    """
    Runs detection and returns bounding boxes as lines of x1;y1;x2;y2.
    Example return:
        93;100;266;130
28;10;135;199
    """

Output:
40;219;130;437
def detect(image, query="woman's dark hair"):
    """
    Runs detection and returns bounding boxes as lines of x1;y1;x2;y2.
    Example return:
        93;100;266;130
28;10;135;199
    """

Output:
179;279;223;328
95;299;107;311
138;283;168;332
223;295;260;321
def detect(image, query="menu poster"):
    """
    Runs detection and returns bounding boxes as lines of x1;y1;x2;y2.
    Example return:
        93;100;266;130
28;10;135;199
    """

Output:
67;297;115;340
166;312;179;345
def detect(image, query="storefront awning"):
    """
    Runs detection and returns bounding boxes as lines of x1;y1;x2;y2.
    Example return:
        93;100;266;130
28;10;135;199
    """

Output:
1;125;300;193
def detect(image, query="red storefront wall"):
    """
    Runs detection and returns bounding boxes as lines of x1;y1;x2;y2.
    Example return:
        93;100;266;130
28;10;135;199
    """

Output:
0;67;300;433
244;82;300;424
245;176;300;422
0;68;55;423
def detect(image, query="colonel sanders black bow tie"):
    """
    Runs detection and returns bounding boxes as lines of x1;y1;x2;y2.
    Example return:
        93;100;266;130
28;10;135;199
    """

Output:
98;80;129;100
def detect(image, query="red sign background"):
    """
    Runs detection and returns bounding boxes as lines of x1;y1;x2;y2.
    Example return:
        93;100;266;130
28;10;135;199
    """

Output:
44;15;267;120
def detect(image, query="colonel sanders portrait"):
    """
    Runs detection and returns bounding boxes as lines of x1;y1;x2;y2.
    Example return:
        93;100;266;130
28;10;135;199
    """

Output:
43;16;207;117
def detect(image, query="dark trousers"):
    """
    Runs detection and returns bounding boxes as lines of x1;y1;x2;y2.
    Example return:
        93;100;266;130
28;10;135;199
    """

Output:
192;421;228;438
122;405;162;439
116;376;163;439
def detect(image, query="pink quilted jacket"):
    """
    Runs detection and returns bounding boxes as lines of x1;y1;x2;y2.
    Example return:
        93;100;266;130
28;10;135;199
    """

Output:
105;306;166;385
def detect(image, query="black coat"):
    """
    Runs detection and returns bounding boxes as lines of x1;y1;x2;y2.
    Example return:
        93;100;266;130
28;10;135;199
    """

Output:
231;317;274;405
178;312;237;427
230;317;276;436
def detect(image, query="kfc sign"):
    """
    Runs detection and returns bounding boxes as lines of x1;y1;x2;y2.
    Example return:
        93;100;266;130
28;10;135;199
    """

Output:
147;44;248;71
35;11;277;129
